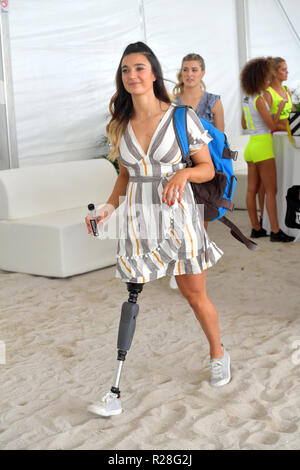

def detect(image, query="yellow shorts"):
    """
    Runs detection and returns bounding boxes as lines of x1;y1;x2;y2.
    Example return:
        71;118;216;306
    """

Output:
244;134;274;164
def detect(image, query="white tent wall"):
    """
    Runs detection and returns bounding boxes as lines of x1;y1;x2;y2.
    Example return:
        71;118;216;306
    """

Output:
143;0;241;138
248;0;300;87
9;0;143;167
6;0;300;168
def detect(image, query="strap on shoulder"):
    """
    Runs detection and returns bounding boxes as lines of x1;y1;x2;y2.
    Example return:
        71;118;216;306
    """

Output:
173;106;189;161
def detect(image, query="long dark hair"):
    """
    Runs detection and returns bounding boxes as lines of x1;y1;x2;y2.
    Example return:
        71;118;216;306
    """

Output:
107;42;171;160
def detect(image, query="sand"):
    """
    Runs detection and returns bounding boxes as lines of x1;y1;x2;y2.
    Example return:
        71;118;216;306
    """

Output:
0;210;299;450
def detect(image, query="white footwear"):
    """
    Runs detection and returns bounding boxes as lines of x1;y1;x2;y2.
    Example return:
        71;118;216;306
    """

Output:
210;346;231;387
88;391;122;417
169;276;178;289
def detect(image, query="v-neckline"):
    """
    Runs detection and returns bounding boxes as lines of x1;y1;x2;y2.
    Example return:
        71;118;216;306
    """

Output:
270;86;288;100
129;105;172;157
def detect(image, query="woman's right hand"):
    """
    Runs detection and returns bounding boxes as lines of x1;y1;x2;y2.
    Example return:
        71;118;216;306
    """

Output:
85;204;115;234
278;99;287;112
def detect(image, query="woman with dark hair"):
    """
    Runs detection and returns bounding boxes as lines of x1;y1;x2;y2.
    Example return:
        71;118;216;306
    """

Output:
240;57;294;242
170;54;224;286
85;42;230;417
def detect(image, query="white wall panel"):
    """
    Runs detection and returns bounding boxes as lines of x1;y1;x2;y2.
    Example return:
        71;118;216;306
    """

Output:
143;0;241;137
248;0;300;86
5;0;300;167
9;0;143;166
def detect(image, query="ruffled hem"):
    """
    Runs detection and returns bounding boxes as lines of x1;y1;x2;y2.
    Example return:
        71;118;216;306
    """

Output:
116;240;223;283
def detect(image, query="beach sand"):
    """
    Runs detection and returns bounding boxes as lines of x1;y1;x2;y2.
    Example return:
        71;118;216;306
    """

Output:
0;210;299;450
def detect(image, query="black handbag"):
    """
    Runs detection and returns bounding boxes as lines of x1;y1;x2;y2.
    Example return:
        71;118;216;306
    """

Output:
285;185;300;229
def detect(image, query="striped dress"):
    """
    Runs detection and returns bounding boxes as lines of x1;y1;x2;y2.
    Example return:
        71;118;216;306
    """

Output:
116;104;223;283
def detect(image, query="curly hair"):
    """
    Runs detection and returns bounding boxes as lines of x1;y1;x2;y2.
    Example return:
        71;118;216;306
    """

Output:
240;57;272;95
173;53;206;97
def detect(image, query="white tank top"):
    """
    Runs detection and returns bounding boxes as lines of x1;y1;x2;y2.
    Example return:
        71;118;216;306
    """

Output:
242;94;270;136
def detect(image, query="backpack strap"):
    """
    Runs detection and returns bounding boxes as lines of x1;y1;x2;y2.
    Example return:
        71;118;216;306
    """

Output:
173;106;189;161
222;147;238;160
219;215;257;250
223;135;238;160
220;199;234;211
173;106;256;251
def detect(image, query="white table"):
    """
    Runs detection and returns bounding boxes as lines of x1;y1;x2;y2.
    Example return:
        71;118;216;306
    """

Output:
262;132;300;242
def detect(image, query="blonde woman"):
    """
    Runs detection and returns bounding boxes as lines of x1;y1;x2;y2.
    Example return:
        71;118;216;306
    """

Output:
85;42;230;417
259;57;294;223
264;57;294;129
170;53;224;287
173;53;224;132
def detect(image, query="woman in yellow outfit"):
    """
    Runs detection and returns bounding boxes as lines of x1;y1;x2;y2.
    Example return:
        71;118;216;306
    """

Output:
240;58;294;242
258;58;294;223
264;57;294;129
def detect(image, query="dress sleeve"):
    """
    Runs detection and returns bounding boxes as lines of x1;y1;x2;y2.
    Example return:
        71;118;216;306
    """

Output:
208;93;220;110
186;107;212;152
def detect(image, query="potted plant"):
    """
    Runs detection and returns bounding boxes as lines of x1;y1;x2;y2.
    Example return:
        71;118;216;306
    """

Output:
291;84;300;112
96;135;119;174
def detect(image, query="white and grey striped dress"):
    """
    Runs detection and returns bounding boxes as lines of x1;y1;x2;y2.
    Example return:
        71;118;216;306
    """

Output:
116;104;223;283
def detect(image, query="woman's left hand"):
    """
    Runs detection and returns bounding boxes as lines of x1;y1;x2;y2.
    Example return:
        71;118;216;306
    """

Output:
162;169;189;206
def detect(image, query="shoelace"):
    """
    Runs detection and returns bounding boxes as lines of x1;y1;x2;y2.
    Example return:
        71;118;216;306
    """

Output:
210;360;224;379
101;391;117;403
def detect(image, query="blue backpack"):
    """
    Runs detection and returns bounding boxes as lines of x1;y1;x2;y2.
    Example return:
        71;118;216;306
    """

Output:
173;105;256;250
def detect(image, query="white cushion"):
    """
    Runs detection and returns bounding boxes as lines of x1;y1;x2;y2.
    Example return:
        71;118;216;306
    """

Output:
0;206;118;277
0;158;119;277
0;158;117;219
228;134;249;172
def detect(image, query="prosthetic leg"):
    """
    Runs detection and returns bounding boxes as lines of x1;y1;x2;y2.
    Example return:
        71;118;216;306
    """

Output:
88;282;144;417
111;282;144;398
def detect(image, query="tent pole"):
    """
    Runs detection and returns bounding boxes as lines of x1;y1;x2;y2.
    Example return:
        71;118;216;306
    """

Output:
0;2;19;170
138;0;147;44
235;0;250;73
235;0;250;134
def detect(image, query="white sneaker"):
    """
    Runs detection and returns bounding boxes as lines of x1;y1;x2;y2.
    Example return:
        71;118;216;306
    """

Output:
169;276;178;289
88;391;122;417
210;346;231;387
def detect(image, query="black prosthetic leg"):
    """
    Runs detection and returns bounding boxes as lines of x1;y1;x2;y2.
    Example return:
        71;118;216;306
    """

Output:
110;282;144;398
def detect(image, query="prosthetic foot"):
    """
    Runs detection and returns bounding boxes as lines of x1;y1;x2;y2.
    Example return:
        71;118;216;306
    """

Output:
88;282;144;417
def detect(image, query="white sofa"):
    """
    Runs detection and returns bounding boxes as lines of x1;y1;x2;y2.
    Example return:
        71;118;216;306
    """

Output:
0;158;119;277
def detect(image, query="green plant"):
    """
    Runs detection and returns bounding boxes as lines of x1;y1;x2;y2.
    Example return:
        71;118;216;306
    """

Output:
96;135;119;174
291;84;300;112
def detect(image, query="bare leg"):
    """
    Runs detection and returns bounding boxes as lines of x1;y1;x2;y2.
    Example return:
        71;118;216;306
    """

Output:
258;182;265;222
246;162;260;230
256;159;279;233
175;271;223;359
